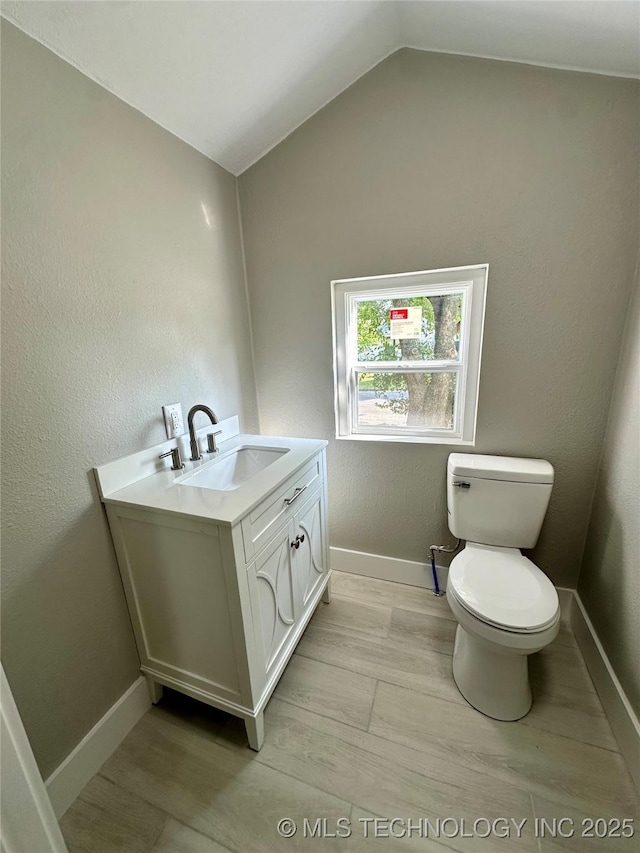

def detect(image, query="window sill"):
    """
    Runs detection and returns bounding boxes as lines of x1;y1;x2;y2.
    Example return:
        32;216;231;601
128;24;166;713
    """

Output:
335;434;476;446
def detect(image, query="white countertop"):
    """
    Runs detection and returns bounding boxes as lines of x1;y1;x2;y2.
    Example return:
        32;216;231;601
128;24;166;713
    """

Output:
97;431;327;526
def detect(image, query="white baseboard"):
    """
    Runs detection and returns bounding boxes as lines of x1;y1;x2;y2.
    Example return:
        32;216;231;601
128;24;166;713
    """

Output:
331;548;573;621
45;676;150;818
570;592;640;794
330;547;448;592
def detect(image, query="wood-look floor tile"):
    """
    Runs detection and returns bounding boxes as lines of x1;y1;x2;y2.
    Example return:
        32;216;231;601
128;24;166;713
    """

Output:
521;678;619;751
310;594;392;638
531;793;639;852
219;697;538;853
370;681;637;816
274;654;377;730
541;638;595;669
100;711;352;852
530;642;596;694
60;775;166;853
331;572;455;621
388;608;456;656
552;622;579;648
151;819;232;853
296;622;465;706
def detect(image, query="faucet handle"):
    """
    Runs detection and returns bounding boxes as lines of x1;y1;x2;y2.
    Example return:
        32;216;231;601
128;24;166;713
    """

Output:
207;430;223;454
159;447;185;471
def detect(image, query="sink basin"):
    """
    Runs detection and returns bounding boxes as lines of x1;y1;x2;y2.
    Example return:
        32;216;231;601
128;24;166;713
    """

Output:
177;446;288;492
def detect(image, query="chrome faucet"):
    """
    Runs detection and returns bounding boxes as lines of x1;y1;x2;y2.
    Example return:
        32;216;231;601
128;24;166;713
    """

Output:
187;404;219;462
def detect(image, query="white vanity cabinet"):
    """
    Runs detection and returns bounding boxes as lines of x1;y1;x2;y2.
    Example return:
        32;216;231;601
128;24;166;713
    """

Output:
101;441;330;751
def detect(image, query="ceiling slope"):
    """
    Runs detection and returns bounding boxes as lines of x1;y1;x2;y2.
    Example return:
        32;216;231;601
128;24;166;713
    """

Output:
1;1;638;175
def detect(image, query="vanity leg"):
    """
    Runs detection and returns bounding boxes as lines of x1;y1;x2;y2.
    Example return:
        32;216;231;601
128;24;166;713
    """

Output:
245;712;264;751
322;575;332;604
145;675;164;705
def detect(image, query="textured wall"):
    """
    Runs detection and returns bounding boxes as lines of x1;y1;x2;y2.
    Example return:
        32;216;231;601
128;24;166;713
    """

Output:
240;48;639;587
578;266;640;715
1;22;258;777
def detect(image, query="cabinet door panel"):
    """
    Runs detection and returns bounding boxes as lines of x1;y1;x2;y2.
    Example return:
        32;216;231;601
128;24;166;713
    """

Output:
251;522;296;674
117;515;241;699
294;487;327;612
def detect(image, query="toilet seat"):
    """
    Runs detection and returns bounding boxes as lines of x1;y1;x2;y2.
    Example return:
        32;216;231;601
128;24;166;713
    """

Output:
449;543;559;633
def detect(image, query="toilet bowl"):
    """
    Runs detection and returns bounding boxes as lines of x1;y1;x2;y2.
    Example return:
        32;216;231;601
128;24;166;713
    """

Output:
446;543;560;720
446;453;559;721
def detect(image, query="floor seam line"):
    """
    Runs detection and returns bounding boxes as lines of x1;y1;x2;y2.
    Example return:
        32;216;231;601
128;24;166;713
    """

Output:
294;648;472;711
99;766;348;849
365;680;379;732
152;813;238;853
529;791;542;853
299;628;457;663
271;694;373;734
93;771;235;852
519;720;621;755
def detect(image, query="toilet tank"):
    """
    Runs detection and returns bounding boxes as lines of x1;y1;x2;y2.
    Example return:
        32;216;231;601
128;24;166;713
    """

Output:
447;454;554;549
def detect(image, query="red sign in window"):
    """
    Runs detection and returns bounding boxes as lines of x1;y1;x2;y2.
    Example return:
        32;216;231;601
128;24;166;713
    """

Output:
390;309;409;320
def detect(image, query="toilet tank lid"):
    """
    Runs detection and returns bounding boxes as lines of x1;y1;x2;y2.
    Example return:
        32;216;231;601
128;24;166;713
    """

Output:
448;454;554;484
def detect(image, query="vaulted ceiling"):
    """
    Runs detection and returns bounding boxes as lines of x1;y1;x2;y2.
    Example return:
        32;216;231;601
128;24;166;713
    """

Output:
2;1;638;175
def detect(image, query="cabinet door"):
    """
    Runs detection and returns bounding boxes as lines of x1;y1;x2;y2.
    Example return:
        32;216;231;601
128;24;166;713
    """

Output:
293;486;327;613
250;521;297;675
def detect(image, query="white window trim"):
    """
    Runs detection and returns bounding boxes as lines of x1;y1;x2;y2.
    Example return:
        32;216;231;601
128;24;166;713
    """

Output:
331;264;488;445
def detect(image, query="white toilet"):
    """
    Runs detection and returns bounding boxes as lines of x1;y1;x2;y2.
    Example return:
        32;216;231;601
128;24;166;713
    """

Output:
446;453;560;721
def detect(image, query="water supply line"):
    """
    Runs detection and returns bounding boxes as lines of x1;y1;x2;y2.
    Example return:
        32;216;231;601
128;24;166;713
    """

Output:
429;539;462;597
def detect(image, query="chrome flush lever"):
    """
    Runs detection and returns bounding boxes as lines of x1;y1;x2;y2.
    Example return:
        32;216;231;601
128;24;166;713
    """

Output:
452;481;471;489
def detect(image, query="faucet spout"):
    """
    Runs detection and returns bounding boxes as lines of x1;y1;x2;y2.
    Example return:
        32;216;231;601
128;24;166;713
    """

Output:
187;405;219;462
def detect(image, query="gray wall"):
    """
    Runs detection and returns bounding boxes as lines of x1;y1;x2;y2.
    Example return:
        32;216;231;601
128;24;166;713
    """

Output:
1;22;258;777
239;48;639;588
578;265;640;715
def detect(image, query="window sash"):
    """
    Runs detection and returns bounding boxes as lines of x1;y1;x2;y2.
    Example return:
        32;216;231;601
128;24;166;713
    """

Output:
350;369;462;437
346;285;470;369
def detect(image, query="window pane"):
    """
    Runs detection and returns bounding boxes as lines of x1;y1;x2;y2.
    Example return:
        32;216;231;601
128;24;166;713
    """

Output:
356;293;463;362
356;372;457;430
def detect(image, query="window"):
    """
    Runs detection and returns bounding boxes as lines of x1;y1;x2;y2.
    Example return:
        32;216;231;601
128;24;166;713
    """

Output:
331;264;488;445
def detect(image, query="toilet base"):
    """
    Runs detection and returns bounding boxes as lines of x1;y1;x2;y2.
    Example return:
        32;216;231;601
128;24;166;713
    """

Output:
452;624;532;721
